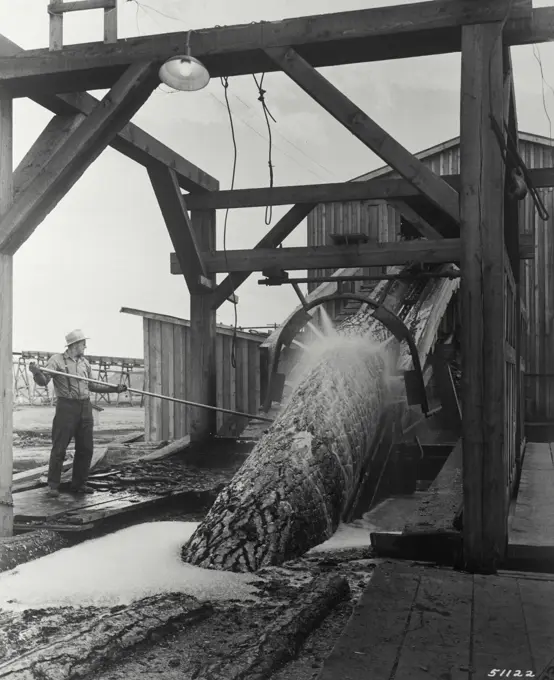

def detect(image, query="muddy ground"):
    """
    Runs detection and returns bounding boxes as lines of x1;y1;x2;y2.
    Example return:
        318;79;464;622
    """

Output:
7;406;372;679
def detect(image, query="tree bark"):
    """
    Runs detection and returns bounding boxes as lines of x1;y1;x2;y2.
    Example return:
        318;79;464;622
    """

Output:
0;594;212;679
0;530;72;573
182;268;459;572
201;574;350;680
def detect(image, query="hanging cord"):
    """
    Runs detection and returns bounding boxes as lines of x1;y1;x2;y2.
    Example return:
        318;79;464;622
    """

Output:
220;76;239;368
252;73;277;225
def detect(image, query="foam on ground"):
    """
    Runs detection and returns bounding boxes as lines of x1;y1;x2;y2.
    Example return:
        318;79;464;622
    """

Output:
0;521;260;611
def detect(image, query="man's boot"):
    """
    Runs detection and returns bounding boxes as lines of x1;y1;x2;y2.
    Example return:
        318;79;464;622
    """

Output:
46;485;60;498
70;484;95;495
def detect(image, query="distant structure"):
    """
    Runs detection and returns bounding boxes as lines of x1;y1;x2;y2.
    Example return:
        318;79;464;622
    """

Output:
13;351;144;406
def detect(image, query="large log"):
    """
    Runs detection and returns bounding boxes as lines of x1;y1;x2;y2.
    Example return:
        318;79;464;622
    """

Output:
0;529;71;573
201;574;350;680
182;267;460;572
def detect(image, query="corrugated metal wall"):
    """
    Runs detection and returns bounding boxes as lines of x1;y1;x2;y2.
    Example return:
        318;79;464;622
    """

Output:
307;135;554;421
142;315;265;441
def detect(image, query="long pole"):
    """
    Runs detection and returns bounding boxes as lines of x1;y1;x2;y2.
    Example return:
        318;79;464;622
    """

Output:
39;367;274;423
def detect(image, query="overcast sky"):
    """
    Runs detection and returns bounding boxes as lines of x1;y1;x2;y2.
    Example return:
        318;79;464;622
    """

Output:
2;0;554;358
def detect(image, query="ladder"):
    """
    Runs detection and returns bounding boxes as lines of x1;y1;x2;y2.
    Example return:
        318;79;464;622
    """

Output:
48;0;118;51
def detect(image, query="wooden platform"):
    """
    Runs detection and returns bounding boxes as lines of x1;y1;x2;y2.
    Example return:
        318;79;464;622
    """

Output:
508;442;554;571
369;440;463;565
13;487;186;532
317;560;554;679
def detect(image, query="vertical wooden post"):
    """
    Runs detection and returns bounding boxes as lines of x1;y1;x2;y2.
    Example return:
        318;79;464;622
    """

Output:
48;0;64;51
189;209;217;442
0;98;13;536
460;23;507;572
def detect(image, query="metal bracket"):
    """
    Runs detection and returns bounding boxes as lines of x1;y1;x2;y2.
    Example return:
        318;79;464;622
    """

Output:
261;292;430;415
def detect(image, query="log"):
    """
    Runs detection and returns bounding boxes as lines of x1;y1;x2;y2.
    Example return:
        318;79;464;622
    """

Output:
0;594;212;679
201;574;350;680
182;267;460;572
0;529;71;573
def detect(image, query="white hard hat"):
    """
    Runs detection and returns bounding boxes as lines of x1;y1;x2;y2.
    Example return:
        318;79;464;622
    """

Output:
65;329;88;346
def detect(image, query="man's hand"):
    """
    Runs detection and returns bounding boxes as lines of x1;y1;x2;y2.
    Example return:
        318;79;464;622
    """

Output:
29;362;39;374
116;384;128;393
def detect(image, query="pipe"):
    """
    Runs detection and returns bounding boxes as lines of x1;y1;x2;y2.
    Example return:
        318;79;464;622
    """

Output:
38;367;274;423
259;271;461;286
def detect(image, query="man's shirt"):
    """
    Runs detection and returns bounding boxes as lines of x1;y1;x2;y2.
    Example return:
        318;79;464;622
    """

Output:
43;351;99;400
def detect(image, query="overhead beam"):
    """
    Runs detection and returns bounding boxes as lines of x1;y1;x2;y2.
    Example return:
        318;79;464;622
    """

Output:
183;167;554;210
267;47;461;225
148;166;211;294
173;239;462;274
172;238;533;275
0;1;535;95
211;203;314;310
460;22;507;573
0;33;218;193
0;62;160;255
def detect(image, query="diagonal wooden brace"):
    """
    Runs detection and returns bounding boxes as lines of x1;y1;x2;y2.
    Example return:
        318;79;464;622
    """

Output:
149;166;211;294
0;61;160;255
265;46;460;227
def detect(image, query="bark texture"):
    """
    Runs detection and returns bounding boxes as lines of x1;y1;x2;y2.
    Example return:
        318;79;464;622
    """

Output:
0;530;71;573
0;594;212;679
182;268;459;572
201;574;350;680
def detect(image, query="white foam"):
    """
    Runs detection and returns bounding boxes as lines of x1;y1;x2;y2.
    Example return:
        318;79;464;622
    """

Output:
0;522;259;611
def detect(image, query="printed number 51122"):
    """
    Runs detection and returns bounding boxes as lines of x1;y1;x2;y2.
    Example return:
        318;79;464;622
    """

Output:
488;672;535;678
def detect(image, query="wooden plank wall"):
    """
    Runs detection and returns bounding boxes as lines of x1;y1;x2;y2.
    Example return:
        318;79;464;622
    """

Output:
143;317;264;442
307;137;554;421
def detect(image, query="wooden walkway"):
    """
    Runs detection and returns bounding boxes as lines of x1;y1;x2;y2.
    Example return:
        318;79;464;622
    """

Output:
508;442;554;570
317;560;554;680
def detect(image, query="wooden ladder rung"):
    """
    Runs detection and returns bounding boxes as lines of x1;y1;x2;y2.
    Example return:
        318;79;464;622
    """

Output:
49;0;117;50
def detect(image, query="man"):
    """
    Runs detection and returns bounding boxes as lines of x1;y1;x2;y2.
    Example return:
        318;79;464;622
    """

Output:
29;329;127;498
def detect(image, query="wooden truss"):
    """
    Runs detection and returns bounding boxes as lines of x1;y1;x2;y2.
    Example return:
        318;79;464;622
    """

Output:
0;0;552;573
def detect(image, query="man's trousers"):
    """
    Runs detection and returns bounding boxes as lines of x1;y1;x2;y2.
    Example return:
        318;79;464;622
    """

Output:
48;397;94;490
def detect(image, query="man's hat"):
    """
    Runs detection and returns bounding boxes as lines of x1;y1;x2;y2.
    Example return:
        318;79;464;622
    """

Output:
65;329;88;347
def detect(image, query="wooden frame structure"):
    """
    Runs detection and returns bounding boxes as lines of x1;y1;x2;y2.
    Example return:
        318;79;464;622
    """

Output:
0;0;553;573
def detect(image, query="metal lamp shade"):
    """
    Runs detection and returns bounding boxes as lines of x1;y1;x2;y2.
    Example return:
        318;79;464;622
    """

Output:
159;55;210;91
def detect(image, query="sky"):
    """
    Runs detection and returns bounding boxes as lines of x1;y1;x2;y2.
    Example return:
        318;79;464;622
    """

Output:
2;0;554;358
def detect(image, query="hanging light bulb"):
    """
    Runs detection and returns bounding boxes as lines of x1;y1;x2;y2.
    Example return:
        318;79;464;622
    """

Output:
159;30;210;92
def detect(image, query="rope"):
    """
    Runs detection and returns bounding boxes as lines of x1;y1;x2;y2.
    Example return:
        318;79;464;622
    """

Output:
253;73;276;225
220;76;239;368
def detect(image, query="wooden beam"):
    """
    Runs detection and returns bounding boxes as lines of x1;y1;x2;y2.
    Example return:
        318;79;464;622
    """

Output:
189;210;217;442
388;200;443;239
172;238;461;274
0;33;218;193
0;98;13;537
0;62;160;255
148;166;210;294
184;167;554;210
0;1;533;94
48;0;116;13
266;47;460;225
503;47;521;282
460;22;507;573
13;113;85;200
211;203;314;310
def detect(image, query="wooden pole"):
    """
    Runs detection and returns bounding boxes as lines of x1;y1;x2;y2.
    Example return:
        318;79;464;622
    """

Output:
189;209;217;442
0;98;13;536
460;22;507;573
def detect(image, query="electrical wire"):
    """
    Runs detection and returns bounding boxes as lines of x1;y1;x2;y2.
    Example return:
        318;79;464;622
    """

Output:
252;73;276;225
532;45;554;154
208;92;330;181
220;76;239;369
